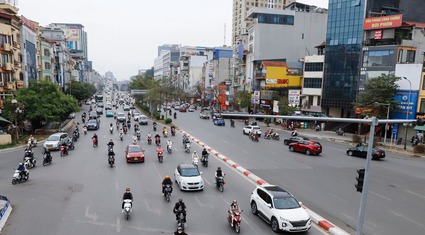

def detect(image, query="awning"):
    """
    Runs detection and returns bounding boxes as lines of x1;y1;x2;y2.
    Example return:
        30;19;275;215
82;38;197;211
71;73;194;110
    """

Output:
0;116;11;124
414;125;425;131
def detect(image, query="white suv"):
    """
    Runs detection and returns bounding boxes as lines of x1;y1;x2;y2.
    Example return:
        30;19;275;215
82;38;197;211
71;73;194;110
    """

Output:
243;125;262;136
250;185;311;233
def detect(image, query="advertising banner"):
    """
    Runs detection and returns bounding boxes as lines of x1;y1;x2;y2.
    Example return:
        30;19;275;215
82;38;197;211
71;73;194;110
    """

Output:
288;90;300;106
391;90;418;120
364;14;402;30
273;100;279;113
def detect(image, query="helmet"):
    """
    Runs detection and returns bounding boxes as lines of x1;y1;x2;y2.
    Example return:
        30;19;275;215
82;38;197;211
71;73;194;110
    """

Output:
178;198;183;203
233;200;237;204
165;175;170;179
110;139;113;141
177;227;183;231
218;166;221;170
19;163;23;166
203;148;206;151
194;151;196;153
168;139;171;141
126;188;130;192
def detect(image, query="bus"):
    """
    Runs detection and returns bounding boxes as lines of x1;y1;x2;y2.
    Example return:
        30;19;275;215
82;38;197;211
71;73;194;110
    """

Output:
95;94;103;102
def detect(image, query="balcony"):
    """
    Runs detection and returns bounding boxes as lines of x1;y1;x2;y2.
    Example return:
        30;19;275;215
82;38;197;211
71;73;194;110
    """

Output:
363;38;402;47
2;43;11;51
254;70;266;80
3;63;13;71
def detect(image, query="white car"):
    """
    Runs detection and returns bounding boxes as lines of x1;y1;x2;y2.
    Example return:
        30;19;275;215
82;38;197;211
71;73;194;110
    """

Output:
250;185;311;233
123;105;130;111
117;112;126;122
43;132;70;151
138;115;149;125
174;163;204;191
243;125;262;136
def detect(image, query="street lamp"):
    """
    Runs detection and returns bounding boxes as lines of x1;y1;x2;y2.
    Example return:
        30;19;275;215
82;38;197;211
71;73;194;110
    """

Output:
374;102;390;145
11;99;23;143
403;77;412;150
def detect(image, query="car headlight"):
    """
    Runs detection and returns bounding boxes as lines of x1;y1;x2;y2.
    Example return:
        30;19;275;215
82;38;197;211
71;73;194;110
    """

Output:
280;217;289;227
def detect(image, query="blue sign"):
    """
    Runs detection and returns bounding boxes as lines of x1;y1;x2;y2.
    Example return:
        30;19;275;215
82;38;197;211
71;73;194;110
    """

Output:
391;90;418;120
391;123;399;140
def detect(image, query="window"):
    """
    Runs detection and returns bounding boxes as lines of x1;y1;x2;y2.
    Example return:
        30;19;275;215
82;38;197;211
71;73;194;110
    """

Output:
423;75;425;90
44;49;50;56
257;13;294;25
363;50;394;67
44;62;51;70
420;98;425;113
303;78;322;88
305;62;323;71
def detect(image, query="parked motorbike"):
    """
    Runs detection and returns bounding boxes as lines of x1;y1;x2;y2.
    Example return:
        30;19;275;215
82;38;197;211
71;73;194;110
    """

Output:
164;184;172;202
122;199;132;220
227;210;243;234
216;176;225;192
60;145;69;157
12;169;29;185
201;153;209;167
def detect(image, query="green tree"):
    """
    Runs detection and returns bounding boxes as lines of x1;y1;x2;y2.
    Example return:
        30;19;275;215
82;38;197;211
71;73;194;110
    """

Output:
354;74;400;118
4;81;79;128
235;91;252;110
271;92;296;115
67;80;96;101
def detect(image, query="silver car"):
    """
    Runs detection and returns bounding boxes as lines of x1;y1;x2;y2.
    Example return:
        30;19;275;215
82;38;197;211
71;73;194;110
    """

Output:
138;115;149;125
43;132;70;150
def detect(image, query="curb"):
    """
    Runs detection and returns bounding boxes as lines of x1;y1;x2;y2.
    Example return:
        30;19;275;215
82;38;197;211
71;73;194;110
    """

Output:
179;129;350;235
0;195;12;233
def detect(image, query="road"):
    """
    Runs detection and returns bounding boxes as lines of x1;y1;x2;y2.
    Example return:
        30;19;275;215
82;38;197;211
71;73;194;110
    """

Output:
0;104;326;235
172;109;425;235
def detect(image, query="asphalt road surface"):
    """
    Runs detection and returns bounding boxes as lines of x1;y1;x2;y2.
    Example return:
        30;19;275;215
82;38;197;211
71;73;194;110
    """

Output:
0;104;327;235
172;109;425;235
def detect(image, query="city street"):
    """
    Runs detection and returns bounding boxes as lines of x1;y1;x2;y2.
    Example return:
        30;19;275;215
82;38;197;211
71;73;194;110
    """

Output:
172;109;425;235
0;105;326;235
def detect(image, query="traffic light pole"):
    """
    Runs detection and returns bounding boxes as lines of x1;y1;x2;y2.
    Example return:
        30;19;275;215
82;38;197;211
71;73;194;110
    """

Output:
355;116;377;235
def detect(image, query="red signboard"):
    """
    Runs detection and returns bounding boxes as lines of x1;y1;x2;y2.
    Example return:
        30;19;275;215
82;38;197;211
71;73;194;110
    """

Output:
374;30;383;39
364;14;402;30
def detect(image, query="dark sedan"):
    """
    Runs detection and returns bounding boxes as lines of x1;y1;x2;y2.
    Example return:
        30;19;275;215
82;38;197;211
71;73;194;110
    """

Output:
86;119;99;130
283;136;310;145
346;146;386;160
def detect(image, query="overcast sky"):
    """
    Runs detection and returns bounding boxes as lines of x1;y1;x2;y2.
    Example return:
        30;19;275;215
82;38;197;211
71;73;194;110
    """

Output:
18;0;329;81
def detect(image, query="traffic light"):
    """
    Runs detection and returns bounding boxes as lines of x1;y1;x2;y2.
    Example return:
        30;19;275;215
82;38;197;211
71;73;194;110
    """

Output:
355;168;365;193
417;119;425;126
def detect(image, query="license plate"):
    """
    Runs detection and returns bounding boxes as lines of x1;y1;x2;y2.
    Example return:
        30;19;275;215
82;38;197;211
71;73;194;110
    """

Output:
48;147;52;150
133;157;138;161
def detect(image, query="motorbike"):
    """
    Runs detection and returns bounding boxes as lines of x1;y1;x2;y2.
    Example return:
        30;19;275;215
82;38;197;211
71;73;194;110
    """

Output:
122;199;132;220
27;138;37;148
230;120;235;128
291;131;298;137
127;122;131;129
163;131;168;138
136;131;141;140
24;157;36;169
192;156;199;167
155;137;161;146
72;133;78;142
68;140;75;150
132;136;137;145
184;142;191;153
83;127;87;135
92;138;98;148
108;155;115;167
244;119;249;125
412;138;420;147
271;132;280;140
171;128;176;136
175;210;185;232
12;169;29;185
216;176;225;192
60;145;69;157
201;153;209;167
228;210;243;234
153;125;157;131
167;143;172;154
110;126;114;134
43;152;52;166
158;151;163;163
164;184;172;202
120;133;124;141
147;136;152;145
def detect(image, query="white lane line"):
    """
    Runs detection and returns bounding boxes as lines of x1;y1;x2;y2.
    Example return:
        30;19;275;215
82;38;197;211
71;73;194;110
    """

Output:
389;210;425;227
329;193;347;203
340;212;355;221
116;217;121;232
204;177;211;186
405;189;425;200
370;191;391;201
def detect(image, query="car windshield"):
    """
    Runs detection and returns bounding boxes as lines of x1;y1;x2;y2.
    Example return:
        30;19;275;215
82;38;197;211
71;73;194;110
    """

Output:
89;111;97;116
140;116;147;120
128;147;142;153
181;167;200;177
88;120;97;124
47;135;60;141
273;197;300;209
118;113;125;117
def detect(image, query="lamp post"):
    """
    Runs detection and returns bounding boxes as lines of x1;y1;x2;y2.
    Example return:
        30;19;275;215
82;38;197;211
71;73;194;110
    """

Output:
11;99;23;143
403;77;412;150
374;102;390;145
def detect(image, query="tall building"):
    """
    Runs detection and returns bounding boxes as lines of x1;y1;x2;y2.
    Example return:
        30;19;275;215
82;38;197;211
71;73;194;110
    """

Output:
232;0;294;45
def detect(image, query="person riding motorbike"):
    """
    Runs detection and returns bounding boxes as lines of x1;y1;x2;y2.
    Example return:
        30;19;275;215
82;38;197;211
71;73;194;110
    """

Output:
132;133;138;144
60;141;69;155
174;112;177;119
162;175;173;196
23;147;35;165
17;162;28;179
201;148;208;161
173;198;187;223
43;148;52;162
230;119;235;127
122;188;133;212
171;126;176;135
166;139;172;151
192;150;199;165
107;139;115;150
92;133;98;146
155;133;161;144
291;130;298;137
147;132;152;142
157;145;164;156
123;125;128;134
83;124;88;134
28;135;36;146
228;200;240;224
173;227;187;235
153;121;157;131
134;123;139;131
215;166;224;185
127;119;131;129
162;127;167;136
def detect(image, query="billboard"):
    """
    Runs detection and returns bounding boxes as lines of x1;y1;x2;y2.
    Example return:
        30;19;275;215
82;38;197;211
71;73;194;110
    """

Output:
64;28;80;41
25;40;37;81
391;89;418;120
364;14;402;30
288;90;300;106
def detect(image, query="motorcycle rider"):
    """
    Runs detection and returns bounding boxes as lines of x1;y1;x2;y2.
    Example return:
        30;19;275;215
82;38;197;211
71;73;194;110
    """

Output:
201;148;208;162
192;150;199;165
215;166;224;186
157;145;164;157
162;175;173;196
28;135;36;146
127;119;131;129
155;133;161;145
23;147;34;165
173;198;187;223
17;162;28;179
173;227;187;235
166;139;172;151
171;126;176;135
228;200;240;224
230;119;235;127
107;139;115;149
122;188;133;212
291;129;298;137
43;148;52;162
132;133;137;144
134;123;139;131
174;112;177;119
83;124;88;134
153;121;157;131
162;126;167;136
147;132;152;142
92;133;98;146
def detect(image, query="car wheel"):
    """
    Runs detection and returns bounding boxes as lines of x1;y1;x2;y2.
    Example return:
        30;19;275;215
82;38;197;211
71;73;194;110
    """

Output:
284;140;289;145
306;149;311;155
347;151;353;156
250;201;258;215
271;217;280;233
289;146;294;152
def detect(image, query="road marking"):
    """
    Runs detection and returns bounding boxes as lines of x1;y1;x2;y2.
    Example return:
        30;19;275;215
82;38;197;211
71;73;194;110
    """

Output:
204;177;211;186
329;193;347;203
370;191;391;201
389;210;425;227
405;189;425;200
85;206;98;221
298;162;314;169
340;212;355;221
116;217;121;232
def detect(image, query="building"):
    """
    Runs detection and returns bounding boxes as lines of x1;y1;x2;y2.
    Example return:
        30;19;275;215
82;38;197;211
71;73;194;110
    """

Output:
39;36;55;83
232;0;291;45
20;16;39;86
154;50;166;79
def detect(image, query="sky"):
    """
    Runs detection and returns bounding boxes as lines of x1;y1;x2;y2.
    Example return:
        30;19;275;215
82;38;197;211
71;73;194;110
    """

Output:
18;0;329;81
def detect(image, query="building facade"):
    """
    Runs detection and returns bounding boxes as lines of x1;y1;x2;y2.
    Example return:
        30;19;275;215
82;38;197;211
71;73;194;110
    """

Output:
301;54;325;116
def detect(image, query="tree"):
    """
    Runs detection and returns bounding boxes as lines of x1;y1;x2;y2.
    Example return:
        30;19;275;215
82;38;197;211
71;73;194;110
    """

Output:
4;81;79;128
235;91;252;110
271;92;296;115
354;74;400;118
67;80;96;101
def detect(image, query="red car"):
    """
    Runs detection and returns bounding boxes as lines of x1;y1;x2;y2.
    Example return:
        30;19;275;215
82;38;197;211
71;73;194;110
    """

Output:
179;106;187;112
125;144;145;163
288;140;322;155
